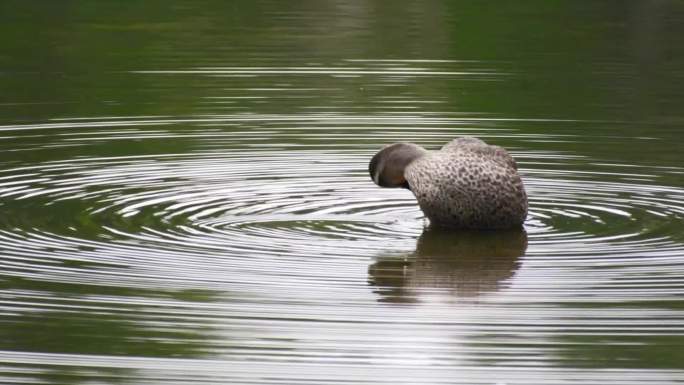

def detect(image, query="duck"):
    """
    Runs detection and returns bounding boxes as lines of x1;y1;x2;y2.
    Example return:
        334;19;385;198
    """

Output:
368;137;527;230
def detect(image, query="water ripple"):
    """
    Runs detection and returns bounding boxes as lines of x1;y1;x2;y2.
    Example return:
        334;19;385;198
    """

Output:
1;134;683;306
1;64;684;383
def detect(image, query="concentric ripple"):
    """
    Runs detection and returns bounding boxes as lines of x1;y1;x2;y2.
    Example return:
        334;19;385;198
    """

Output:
1;63;684;384
1;134;683;298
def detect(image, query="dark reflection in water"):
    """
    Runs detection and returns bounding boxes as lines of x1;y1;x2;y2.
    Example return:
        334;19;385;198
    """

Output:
369;228;526;302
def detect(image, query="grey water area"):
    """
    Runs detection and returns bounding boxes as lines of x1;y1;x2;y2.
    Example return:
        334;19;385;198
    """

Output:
1;1;684;384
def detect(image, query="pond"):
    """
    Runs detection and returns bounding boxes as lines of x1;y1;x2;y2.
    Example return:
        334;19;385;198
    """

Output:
1;1;684;384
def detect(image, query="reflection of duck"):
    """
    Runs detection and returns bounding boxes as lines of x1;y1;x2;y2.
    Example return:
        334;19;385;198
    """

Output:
369;137;527;229
368;228;527;301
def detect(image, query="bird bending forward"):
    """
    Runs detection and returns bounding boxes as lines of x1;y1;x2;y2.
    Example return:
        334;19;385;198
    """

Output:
368;137;527;230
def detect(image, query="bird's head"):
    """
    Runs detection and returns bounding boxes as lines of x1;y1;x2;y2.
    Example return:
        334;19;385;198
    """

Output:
368;143;427;190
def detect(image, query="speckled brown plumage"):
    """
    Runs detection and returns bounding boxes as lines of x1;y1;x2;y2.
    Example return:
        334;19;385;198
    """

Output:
403;137;527;229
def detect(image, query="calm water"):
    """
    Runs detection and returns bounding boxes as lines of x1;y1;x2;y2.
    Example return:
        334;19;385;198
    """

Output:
2;1;684;384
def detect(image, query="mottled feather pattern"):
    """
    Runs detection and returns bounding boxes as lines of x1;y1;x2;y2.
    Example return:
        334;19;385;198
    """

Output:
405;138;527;229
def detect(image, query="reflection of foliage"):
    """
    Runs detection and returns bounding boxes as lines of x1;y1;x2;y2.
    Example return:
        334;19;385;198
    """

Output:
1;0;683;165
557;334;684;369
0;276;220;303
369;228;526;302
548;300;684;370
0;277;218;385
0;310;211;357
0;311;204;384
0;193;191;240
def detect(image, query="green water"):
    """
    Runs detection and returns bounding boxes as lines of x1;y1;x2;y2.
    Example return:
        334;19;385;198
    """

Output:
1;1;684;384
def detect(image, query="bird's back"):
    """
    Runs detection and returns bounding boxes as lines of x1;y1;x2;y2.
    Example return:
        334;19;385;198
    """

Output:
405;141;527;229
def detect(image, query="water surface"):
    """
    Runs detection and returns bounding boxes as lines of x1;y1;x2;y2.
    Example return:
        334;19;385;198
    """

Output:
2;1;684;384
